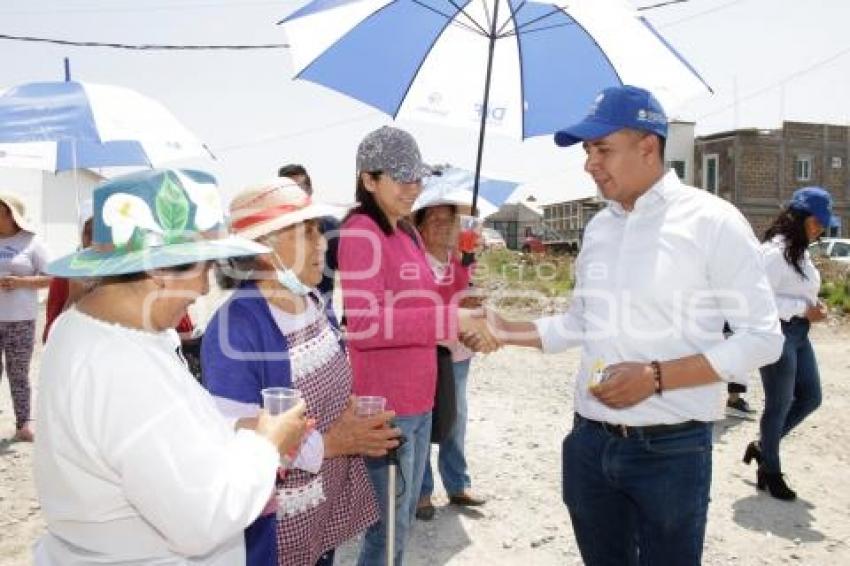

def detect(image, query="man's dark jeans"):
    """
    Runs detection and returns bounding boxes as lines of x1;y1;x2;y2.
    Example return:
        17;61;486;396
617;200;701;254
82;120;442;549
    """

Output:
563;414;713;566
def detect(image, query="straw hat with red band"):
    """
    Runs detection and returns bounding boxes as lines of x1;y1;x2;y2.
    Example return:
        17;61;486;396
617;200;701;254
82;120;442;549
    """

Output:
229;178;350;241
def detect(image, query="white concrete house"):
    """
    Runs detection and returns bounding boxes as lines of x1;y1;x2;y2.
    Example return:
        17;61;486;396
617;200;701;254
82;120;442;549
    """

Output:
666;120;696;185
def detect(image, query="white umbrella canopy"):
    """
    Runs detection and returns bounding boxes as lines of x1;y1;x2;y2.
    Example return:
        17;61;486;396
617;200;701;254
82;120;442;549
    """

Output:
280;0;711;139
279;0;711;214
0;79;212;172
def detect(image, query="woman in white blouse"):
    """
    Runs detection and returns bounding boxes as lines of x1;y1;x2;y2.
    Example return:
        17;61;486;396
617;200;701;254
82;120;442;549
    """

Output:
34;169;309;565
743;186;832;501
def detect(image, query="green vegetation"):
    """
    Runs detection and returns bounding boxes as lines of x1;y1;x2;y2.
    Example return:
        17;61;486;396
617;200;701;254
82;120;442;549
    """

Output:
474;252;850;316
474;248;575;297
815;259;850;314
819;276;850;314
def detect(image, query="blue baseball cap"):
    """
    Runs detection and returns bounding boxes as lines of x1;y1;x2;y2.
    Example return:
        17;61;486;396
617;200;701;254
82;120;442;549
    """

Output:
789;186;833;229
554;85;668;147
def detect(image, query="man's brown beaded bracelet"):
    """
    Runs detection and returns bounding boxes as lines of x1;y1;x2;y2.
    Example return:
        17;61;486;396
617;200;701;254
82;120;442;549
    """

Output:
650;360;663;396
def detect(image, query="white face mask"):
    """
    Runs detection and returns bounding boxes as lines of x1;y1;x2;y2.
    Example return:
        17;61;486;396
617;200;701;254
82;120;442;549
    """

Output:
271;251;312;296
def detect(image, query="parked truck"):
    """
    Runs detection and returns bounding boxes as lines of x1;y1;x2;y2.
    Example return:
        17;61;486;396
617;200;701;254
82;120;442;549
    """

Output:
520;225;580;254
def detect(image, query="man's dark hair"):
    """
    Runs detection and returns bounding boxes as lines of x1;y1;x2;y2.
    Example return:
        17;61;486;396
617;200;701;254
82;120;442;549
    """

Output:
627;130;666;161
277;163;312;191
642;131;666;161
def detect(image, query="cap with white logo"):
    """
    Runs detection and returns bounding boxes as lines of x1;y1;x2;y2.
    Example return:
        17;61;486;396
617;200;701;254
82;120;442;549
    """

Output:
554;85;668;147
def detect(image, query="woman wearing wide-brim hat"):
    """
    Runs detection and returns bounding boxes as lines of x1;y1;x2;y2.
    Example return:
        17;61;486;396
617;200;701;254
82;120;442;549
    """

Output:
202;178;400;566
410;188;487;522
0;192;51;442
33;169;309;566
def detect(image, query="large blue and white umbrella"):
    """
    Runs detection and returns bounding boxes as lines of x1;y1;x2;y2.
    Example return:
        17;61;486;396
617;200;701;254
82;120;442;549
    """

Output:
279;0;711;211
0;79;212;172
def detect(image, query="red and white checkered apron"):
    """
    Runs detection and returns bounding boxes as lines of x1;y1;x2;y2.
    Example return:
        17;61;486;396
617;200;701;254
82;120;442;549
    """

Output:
276;313;379;566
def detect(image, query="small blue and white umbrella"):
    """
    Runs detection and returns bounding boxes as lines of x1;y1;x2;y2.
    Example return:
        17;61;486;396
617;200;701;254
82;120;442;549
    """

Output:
0;74;212;172
279;0;711;212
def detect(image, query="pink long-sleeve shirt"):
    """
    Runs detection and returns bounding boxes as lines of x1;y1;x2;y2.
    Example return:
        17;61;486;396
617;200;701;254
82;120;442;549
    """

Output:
338;213;459;416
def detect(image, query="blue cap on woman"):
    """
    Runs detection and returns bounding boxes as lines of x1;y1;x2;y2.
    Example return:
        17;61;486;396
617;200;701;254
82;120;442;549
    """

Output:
788;186;832;231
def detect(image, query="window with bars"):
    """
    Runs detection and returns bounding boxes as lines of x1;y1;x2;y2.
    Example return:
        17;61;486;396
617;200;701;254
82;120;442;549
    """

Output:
795;156;812;181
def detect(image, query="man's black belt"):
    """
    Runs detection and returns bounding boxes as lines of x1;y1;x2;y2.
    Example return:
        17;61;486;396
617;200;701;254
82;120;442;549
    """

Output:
576;414;705;439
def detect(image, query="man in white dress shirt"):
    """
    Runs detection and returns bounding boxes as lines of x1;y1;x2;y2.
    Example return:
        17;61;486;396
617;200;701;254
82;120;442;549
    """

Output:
484;85;783;565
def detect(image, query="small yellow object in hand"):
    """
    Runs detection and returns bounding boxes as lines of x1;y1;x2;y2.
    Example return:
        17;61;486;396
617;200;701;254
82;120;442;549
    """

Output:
588;359;610;391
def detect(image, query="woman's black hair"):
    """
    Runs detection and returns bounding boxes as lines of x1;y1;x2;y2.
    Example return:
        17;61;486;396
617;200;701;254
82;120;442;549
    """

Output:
763;207;811;278
345;171;395;236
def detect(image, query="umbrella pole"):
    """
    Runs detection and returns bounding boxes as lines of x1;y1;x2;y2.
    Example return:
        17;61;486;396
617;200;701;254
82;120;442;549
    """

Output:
71;139;82;230
471;0;501;218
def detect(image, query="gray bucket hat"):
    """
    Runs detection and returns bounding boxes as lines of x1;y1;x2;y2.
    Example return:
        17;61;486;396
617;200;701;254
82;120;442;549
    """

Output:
356;126;431;183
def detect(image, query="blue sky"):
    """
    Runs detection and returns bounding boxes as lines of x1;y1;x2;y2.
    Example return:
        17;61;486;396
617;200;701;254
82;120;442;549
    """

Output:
0;0;848;204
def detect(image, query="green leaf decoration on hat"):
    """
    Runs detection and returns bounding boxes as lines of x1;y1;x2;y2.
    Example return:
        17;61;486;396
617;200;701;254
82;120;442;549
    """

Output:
68;253;103;270
67;248;144;275
155;173;190;244
127;227;146;252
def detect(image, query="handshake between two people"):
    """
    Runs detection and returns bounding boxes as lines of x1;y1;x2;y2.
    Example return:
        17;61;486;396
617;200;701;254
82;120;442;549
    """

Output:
457;305;537;354
455;308;669;409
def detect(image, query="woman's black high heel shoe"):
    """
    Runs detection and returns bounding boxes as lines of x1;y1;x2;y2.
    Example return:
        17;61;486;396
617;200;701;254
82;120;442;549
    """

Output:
757;469;797;501
742;441;762;466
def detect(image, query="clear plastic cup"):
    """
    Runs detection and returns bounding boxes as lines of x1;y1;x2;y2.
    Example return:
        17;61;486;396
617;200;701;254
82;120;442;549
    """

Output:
261;387;302;416
355;396;387;417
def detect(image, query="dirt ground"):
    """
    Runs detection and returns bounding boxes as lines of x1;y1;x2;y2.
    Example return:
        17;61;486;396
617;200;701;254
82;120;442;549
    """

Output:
2;310;849;565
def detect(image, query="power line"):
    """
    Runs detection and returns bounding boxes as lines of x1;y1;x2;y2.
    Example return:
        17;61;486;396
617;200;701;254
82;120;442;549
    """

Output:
0;0;688;16
0;0;289;16
216;112;383;152
697;44;850;120
657;0;750;28
637;0;690;10
0;33;288;50
0;0;697;51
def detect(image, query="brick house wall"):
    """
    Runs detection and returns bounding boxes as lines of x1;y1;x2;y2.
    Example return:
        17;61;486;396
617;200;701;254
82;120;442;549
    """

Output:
695;121;850;237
